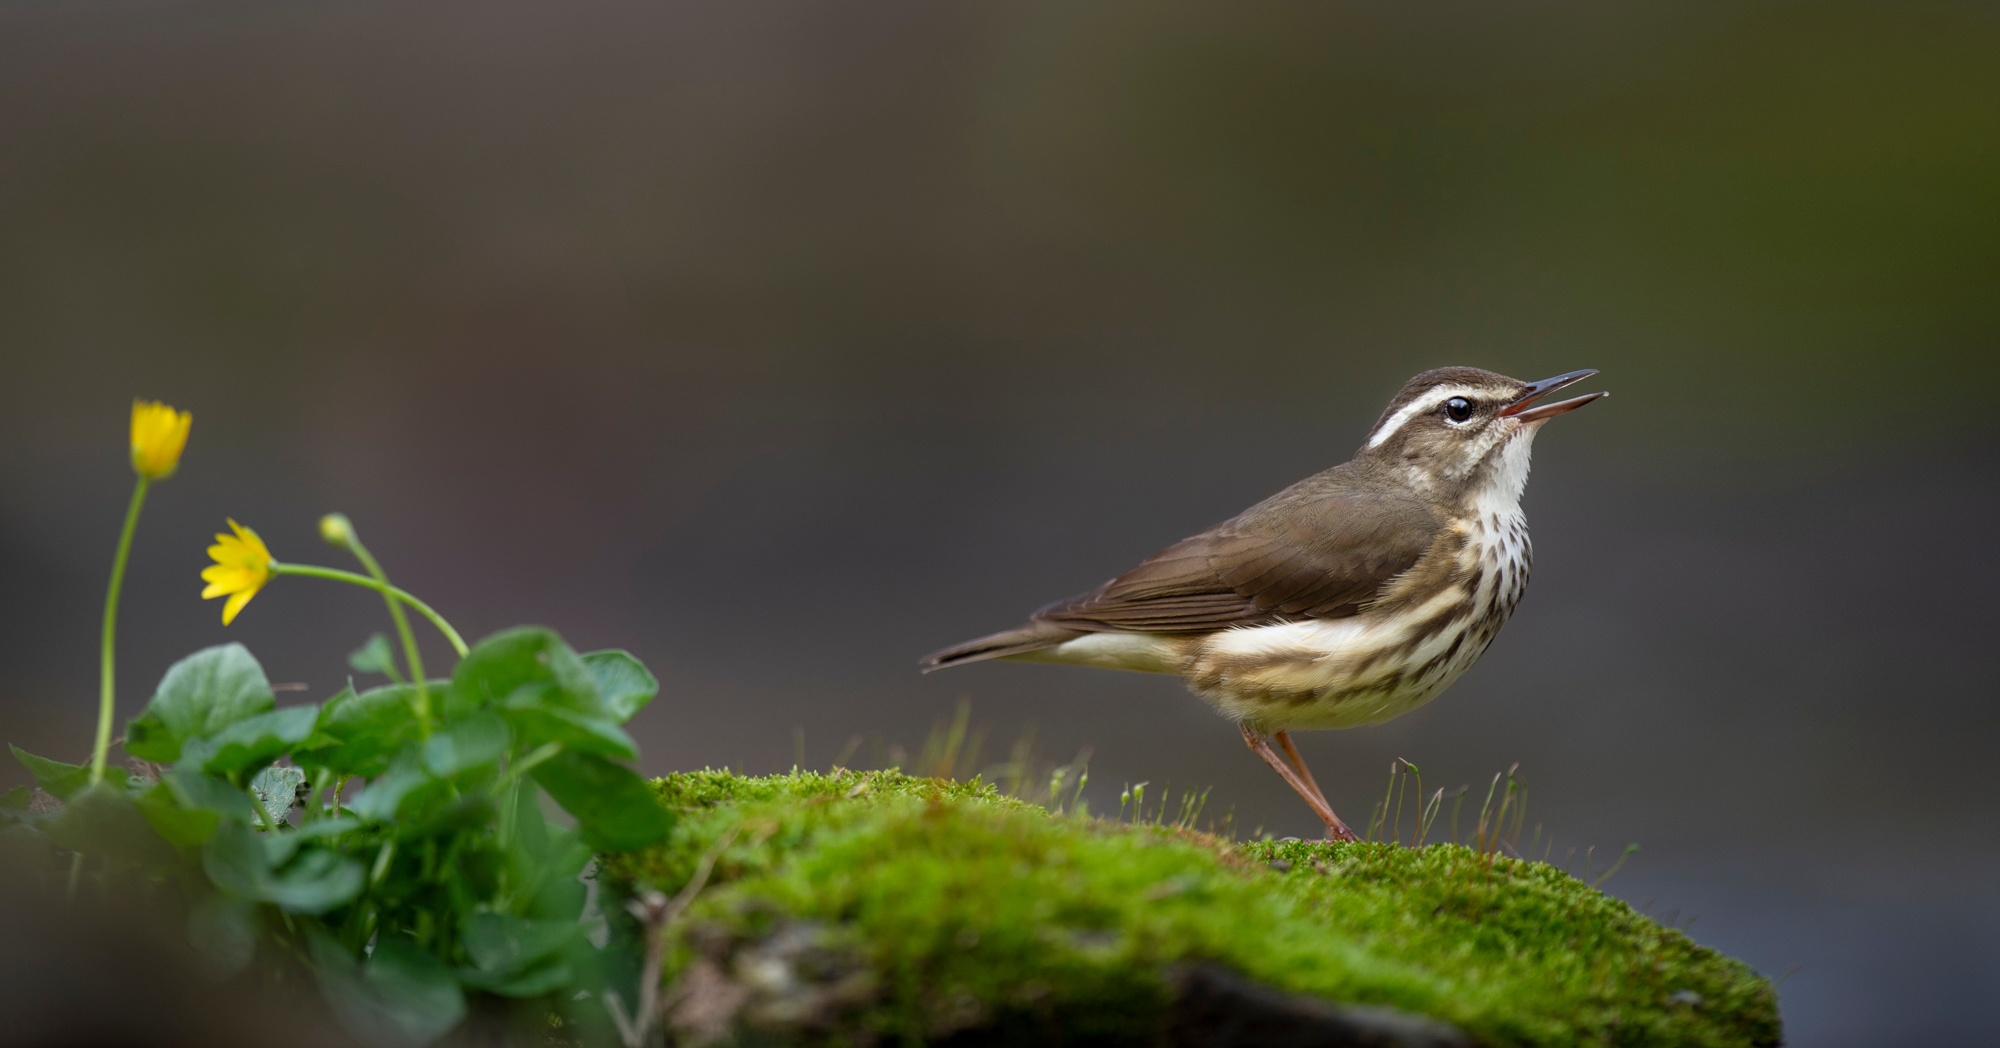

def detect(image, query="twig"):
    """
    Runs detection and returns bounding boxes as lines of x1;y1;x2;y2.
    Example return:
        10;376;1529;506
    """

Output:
605;824;743;1048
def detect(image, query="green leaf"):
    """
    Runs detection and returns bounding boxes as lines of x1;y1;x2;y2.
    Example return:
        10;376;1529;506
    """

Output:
201;819;270;897
449;627;601;718
416;795;495;838
305;683;437;778
250;765;308;824
187;892;259;979
165;769;259;822
8;745;91;800
530;751;674;852
498;781;591;919
500;695;637;760
462;912;580;972
264;827;304;867
580;650;658;724
310;930;467;1048
421;713;510;778
507;780;550;857
522;830;593;921
180;706;319;778
269;815;362;863
135;783;222;847
44;783;179;868
298;816;361;840
264;848;366;913
122;718;177;766
454;961;572;998
124;644;275;763
346;749;436;824
203;821;363;914
0;785;28;810
348;633;403;679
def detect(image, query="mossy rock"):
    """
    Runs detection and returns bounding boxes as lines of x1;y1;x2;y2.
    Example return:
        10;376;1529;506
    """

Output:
599;770;1779;1047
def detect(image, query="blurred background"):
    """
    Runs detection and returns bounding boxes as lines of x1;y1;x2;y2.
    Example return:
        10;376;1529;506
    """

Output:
2;0;1995;1043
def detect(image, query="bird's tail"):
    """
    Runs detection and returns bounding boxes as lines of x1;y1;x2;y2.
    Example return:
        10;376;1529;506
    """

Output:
919;620;1084;673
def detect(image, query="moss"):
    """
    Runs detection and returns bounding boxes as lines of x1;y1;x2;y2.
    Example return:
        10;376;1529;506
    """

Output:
599;770;1780;1047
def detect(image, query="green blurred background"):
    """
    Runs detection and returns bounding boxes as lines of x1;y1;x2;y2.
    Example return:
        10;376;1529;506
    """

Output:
2;1;1995;1043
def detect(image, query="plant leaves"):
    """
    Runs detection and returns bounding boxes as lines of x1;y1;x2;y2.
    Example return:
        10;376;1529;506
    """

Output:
462;912;580;972
8;745;92;800
500;694;637;760
44;783;179;868
135;783;222;847
264;848;366;913
580;650;658;724
310;930;468;1048
530;751;674;852
264;827;304;868
165;769;259;822
298;816;361;839
306;683;431;779
250;765;308;824
521;828;593;921
421;713;510;778
200;819;271;897
348;633;402;679
454;961;572;998
0;785;29;810
124;644;275;763
417;794;498;836
507;780;550;857
187;891;259;980
181;706;319;779
346;748;436;824
448;627;600;719
203;821;363;914
268;814;362;864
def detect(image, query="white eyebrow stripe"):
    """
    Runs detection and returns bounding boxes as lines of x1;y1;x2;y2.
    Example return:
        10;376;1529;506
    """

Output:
1365;384;1488;449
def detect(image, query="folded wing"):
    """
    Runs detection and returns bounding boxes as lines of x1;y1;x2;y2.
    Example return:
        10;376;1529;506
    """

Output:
1033;491;1440;634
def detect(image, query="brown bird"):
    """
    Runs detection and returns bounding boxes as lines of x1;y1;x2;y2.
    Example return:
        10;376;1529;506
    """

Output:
920;367;1607;839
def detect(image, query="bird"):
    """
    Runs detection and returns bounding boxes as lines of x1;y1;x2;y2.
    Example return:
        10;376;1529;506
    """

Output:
919;367;1607;840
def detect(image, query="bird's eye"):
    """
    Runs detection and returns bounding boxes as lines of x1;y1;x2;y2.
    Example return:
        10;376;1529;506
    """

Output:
1444;397;1474;423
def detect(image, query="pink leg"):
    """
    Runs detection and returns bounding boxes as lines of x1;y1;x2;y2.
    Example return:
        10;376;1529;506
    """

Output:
1241;725;1358;842
1273;731;1334;815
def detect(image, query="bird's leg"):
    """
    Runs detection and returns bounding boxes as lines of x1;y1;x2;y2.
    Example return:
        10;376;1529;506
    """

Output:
1272;731;1333;816
1241;726;1359;842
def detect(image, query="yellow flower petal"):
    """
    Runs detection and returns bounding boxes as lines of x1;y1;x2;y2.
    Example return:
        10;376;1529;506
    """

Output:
221;589;255;626
130;400;192;480
200;518;273;625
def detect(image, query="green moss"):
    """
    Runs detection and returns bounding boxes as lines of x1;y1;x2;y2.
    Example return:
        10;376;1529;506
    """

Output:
600;770;1779;1047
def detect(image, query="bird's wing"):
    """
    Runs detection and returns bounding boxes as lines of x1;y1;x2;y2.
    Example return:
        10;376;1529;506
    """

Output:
1033;492;1442;633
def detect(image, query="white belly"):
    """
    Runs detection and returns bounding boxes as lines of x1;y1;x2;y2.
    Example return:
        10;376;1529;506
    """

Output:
1208;511;1531;730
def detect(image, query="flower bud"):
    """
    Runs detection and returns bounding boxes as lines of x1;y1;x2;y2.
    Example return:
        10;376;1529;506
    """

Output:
318;513;357;549
129;400;192;480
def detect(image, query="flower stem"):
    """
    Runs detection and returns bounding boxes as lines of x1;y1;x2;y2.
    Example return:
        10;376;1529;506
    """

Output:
340;538;431;734
266;563;469;658
91;477;149;786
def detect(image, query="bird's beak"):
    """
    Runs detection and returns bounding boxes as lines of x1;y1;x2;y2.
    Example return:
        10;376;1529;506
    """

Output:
1501;369;1609;423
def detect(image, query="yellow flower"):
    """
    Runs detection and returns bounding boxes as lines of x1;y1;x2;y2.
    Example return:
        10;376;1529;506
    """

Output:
202;519;273;625
130;400;192;480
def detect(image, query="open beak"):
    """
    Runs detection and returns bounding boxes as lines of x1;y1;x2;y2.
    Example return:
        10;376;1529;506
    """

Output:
1501;369;1609;423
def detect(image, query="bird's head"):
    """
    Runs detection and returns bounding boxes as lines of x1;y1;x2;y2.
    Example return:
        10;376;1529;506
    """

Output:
1357;366;1606;501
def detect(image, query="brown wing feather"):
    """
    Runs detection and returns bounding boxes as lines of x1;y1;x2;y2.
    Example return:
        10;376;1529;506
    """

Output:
1033;489;1441;634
